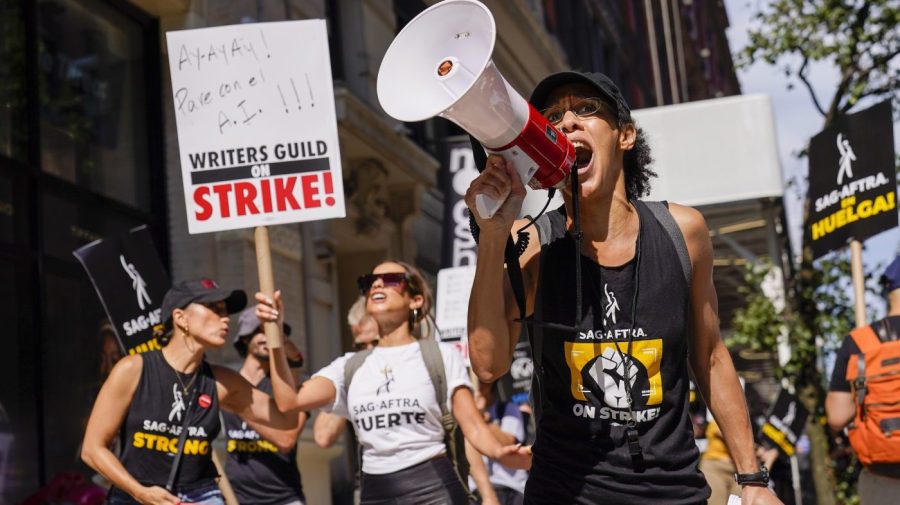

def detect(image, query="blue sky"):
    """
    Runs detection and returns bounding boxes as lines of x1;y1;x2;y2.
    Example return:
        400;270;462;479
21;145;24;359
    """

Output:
723;0;899;317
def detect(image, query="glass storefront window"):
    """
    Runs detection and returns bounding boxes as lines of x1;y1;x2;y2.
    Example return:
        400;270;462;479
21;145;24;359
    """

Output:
0;0;27;162
41;270;110;486
0;260;40;504
41;192;145;260
38;0;151;210
0;178;12;243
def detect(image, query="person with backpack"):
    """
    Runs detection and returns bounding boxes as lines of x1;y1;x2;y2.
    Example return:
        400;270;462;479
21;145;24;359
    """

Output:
464;71;782;505
255;260;531;504
826;255;900;503
81;279;301;505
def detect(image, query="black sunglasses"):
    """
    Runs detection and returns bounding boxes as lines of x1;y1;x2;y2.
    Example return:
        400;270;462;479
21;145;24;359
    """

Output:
357;272;409;295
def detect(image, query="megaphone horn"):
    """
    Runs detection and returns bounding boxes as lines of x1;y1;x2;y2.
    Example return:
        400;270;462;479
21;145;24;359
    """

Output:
377;0;574;218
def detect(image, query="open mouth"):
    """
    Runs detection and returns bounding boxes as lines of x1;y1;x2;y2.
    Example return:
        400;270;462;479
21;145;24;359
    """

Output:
573;141;593;173
370;292;387;302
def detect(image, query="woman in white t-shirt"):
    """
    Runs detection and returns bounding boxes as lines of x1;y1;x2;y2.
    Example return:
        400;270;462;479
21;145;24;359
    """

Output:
256;260;531;504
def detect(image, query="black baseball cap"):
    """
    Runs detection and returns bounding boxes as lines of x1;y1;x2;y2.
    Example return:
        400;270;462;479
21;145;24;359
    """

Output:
161;279;247;326
529;71;632;123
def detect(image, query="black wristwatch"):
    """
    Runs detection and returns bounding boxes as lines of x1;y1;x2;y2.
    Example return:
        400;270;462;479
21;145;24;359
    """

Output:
734;465;769;486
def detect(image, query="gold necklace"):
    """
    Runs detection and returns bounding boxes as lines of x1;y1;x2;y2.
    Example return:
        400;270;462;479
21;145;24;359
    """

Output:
174;367;199;395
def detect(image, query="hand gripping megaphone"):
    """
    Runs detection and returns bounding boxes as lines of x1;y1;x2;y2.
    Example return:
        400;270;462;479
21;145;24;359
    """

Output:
377;0;575;218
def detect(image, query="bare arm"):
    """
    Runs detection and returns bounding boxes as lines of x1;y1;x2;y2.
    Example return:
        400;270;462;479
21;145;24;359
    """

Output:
466;439;500;505
255;291;338;412
452;387;531;470
672;204;782;505
243;410;308;454
825;391;855;433
81;356;179;505
466;154;539;382
215;365;299;430
313;411;347;449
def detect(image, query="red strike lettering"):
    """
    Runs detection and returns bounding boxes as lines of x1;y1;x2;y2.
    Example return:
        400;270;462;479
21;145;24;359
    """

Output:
212;184;233;218
194;187;213;221
274;177;301;211
191;174;332;221
234;182;259;216
260;179;273;213
300;174;321;208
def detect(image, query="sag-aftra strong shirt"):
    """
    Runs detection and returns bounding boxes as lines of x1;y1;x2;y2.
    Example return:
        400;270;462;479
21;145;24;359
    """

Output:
109;351;220;500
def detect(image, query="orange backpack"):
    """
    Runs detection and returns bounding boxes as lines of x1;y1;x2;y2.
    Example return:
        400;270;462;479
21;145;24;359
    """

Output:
846;324;900;466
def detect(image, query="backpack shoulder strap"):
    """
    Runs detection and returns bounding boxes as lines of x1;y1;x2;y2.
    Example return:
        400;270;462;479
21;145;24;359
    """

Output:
850;325;882;354
643;200;692;286
418;338;451;424
343;349;374;395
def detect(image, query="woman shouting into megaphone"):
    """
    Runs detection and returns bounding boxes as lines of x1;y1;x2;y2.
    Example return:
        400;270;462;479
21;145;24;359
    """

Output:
465;71;782;505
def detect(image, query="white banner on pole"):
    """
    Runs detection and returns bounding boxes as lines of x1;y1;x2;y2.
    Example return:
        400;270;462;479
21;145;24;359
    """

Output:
435;265;476;362
166;20;345;234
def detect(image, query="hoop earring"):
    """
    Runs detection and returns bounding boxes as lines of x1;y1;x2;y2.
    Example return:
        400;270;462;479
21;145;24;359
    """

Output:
408;308;419;332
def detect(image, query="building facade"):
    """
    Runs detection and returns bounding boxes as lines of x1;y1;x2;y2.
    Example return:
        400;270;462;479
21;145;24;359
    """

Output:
0;0;745;504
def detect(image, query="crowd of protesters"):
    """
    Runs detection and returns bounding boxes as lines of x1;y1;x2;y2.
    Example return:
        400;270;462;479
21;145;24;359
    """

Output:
77;64;899;505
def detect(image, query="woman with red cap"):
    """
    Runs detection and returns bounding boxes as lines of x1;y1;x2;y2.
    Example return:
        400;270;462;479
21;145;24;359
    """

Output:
82;279;300;505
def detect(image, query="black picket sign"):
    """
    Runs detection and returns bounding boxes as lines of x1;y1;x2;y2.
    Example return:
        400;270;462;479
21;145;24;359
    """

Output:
760;387;809;458
806;100;897;259
73;226;170;355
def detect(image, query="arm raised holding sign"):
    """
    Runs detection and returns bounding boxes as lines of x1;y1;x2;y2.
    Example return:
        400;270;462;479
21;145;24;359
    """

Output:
82;280;298;505
257;261;529;505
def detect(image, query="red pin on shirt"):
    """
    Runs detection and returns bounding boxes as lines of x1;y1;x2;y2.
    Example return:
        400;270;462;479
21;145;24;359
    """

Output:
198;394;212;409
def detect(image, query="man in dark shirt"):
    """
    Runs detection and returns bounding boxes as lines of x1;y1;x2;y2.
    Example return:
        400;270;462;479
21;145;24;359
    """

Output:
826;255;900;503
224;307;308;505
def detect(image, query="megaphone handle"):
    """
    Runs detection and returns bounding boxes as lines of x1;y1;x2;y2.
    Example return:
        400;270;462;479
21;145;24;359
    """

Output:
475;193;503;219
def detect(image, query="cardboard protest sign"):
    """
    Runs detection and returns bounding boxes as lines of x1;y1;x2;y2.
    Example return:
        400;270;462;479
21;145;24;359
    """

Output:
806;100;897;259
166;20;345;234
436;265;534;401
436;265;476;361
760;387;809;458
73;226;170;355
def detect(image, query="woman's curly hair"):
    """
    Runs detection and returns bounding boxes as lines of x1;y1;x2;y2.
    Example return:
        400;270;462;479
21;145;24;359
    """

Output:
621;122;656;201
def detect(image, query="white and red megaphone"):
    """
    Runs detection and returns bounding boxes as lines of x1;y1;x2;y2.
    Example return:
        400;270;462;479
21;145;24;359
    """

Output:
377;0;574;218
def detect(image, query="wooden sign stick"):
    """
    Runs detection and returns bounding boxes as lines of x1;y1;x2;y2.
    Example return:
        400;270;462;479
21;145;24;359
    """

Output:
255;226;283;349
850;239;867;328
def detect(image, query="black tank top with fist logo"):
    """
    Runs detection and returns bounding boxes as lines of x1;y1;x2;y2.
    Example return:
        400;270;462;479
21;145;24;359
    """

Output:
525;201;709;505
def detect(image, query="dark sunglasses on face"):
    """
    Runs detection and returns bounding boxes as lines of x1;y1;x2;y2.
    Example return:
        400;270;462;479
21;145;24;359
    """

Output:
357;272;409;295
